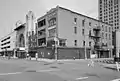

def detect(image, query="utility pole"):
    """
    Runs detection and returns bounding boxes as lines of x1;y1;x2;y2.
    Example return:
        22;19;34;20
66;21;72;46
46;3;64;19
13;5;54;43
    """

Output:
84;25;87;59
54;32;58;61
84;34;87;59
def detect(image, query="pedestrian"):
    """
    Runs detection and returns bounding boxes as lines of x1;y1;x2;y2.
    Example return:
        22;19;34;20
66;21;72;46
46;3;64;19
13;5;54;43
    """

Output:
35;53;38;61
88;59;94;67
26;53;29;59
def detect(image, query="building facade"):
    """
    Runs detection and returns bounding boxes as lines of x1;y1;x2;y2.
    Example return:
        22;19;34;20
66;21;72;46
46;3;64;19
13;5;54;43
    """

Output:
37;6;113;59
98;0;120;56
0;11;37;58
0;31;16;56
98;0;119;31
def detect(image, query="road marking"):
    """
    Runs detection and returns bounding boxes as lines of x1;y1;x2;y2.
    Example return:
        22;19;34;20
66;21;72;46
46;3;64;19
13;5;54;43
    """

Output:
76;77;88;80
0;72;22;76
111;78;120;81
37;69;60;72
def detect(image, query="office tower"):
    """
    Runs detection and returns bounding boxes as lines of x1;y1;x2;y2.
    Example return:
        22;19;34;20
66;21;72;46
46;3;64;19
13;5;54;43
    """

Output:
98;0;119;31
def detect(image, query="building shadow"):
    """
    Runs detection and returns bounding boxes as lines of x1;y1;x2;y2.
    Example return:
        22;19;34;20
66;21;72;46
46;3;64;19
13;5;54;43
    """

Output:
104;66;117;71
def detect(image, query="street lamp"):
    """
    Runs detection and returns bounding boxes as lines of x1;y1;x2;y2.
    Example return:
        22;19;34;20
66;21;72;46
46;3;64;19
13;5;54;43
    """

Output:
84;35;87;60
54;37;58;61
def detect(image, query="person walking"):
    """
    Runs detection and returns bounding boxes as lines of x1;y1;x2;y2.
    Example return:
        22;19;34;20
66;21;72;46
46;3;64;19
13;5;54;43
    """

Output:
88;59;94;67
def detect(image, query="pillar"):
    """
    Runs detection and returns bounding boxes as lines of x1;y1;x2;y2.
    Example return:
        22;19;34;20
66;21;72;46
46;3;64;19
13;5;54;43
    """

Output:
13;49;16;58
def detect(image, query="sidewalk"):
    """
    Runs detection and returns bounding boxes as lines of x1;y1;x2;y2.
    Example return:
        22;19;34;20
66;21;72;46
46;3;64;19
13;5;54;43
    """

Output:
0;56;114;63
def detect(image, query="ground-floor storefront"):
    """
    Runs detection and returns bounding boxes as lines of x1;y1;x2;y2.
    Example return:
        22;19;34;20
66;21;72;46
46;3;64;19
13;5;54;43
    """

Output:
36;47;91;59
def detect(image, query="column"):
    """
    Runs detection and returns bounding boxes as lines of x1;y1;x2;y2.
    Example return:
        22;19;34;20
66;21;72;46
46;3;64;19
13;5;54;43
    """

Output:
13;49;16;58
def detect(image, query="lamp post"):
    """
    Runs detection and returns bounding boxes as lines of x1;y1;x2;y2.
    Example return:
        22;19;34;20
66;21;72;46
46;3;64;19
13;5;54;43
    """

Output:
54;37;58;61
13;41;16;58
84;35;87;60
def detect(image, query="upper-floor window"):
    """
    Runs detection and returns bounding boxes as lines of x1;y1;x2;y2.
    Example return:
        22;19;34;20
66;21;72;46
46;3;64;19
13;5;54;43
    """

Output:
83;41;85;46
48;17;56;27
48;28;56;37
102;32;104;39
82;29;84;35
102;25;104;31
89;30;91;36
109;34;111;40
74;18;77;24
59;40;66;46
89;22;91;26
74;40;77;46
109;27;111;32
1;37;10;42
1;41;10;46
106;33;107;39
74;27;77;34
82;19;85;27
89;42;91;47
105;26;107;32
38;29;46;36
38;19;46;27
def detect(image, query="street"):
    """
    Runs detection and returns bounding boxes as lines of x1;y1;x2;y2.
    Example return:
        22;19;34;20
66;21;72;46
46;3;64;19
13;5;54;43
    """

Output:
0;58;119;81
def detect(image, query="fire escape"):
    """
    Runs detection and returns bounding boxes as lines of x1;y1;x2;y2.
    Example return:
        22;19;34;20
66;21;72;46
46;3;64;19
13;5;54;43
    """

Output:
89;25;101;54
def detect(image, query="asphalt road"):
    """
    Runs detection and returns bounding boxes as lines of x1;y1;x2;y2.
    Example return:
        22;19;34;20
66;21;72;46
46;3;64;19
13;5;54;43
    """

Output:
0;58;120;81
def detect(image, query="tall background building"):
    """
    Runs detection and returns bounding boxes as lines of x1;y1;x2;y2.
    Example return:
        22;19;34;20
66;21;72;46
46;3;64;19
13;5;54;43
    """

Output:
98;0;119;56
98;0;119;31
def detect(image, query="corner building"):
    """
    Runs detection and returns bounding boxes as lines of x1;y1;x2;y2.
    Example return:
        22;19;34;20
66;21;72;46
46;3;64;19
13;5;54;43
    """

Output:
37;6;113;59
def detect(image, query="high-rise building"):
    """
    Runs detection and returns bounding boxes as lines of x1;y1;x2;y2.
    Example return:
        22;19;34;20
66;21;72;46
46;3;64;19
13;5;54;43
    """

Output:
98;0;119;56
98;0;119;31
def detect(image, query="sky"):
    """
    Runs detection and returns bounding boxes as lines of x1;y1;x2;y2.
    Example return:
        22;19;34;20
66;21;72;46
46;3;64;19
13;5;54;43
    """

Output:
0;0;98;38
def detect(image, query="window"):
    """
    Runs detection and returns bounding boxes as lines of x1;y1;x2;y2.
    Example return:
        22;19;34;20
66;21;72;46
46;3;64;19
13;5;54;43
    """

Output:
74;18;77;24
48;17;56;27
59;40;66;46
109;34;111;40
89;42;91;47
109;27;111;32
89;30;91;36
38;19;46;27
102;25;104;31
102;33;104;39
106;33;107;39
1;37;10;42
48;28;56;37
83;41;85;46
82;29;84;35
89;22;91;26
38;38;46;46
1;41;10;46
105;26;107;32
74;27;77;34
74;40;77;46
82;19;85;27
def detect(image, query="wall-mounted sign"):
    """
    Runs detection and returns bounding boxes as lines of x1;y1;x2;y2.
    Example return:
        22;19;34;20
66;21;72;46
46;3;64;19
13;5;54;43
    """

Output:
19;47;25;50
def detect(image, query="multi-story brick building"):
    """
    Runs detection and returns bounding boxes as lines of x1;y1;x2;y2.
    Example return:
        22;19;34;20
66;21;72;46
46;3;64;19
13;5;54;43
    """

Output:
37;6;113;59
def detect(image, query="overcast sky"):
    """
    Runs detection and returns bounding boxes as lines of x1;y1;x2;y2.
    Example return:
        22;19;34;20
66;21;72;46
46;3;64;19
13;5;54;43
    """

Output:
0;0;98;38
